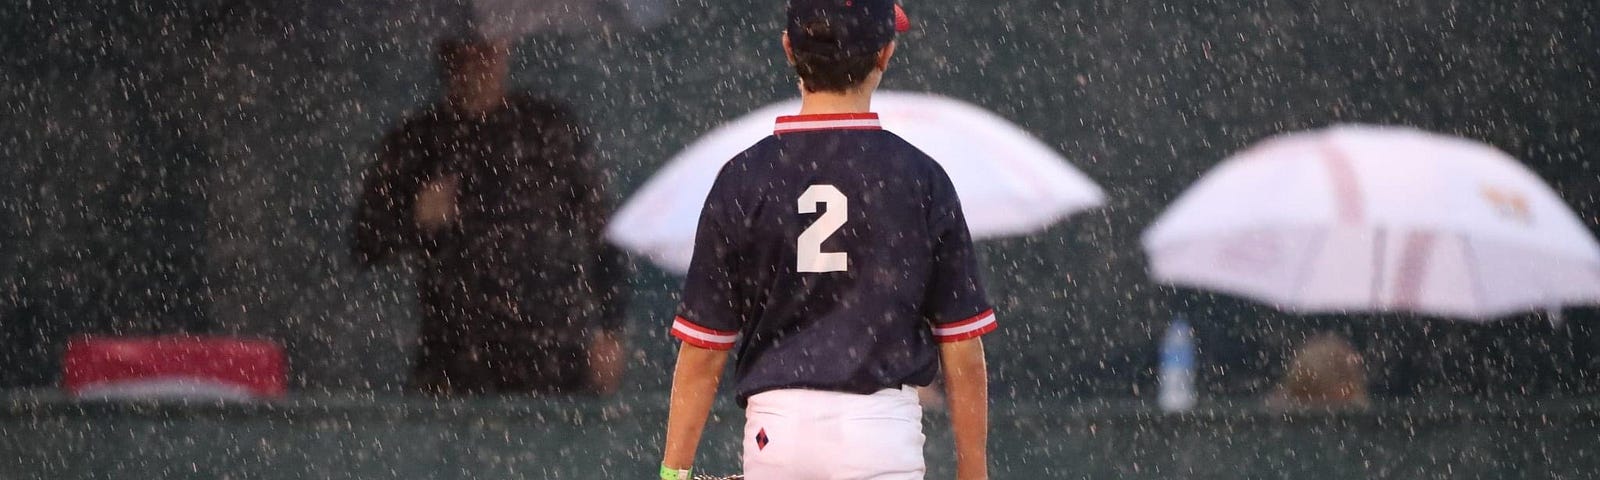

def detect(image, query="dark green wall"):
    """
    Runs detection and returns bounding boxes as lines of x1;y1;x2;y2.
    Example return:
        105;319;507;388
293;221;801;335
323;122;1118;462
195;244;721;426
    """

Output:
2;0;1599;400
3;393;1597;479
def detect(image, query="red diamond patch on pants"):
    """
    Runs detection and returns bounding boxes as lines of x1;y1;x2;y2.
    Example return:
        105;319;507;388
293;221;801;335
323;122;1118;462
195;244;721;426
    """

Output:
755;428;769;450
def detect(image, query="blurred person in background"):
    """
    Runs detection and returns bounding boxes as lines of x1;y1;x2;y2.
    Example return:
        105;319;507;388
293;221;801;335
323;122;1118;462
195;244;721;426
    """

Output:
352;36;629;396
1264;332;1371;410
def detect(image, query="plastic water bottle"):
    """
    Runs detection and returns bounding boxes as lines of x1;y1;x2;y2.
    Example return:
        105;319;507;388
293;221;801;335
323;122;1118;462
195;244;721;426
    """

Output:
1158;315;1197;413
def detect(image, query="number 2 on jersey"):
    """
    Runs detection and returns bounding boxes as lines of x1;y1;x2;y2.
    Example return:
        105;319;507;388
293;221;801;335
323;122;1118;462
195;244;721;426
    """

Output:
797;185;848;273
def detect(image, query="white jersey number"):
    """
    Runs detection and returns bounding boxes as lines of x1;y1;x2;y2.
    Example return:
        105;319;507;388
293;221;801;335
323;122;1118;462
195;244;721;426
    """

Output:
797;185;848;273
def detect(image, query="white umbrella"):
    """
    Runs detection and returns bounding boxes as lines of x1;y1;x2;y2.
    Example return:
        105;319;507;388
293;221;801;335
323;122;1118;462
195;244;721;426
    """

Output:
609;90;1106;273
469;0;670;37
1142;124;1600;320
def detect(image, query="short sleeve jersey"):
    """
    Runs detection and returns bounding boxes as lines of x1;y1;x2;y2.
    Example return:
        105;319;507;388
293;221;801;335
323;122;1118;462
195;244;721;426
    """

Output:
671;113;997;406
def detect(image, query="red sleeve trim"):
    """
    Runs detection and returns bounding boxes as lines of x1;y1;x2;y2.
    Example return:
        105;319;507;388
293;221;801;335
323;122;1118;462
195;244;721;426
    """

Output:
936;309;996;329
931;309;998;343
670;316;738;350
935;320;997;343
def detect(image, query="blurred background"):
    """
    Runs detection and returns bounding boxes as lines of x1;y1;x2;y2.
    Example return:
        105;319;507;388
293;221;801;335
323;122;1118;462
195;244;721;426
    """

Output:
2;0;1598;478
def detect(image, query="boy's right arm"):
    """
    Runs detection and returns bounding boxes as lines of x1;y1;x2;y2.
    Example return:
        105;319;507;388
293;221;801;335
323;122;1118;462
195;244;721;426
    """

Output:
940;337;989;480
662;342;730;474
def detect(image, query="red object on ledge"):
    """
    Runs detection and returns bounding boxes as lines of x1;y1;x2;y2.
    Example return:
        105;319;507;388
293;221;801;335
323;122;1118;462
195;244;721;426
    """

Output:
63;335;287;400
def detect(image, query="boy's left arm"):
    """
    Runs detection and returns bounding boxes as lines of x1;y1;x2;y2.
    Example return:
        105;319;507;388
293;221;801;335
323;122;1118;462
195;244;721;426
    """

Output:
662;343;731;475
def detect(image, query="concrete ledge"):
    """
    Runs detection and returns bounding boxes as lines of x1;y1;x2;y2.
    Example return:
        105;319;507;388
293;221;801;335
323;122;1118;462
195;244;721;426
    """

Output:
2;391;1595;479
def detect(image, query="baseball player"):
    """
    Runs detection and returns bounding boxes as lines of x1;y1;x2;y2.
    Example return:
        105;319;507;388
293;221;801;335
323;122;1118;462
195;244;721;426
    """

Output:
659;1;995;479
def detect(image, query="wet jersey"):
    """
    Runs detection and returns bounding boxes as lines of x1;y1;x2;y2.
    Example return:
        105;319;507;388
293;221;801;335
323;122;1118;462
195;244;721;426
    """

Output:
671;112;996;406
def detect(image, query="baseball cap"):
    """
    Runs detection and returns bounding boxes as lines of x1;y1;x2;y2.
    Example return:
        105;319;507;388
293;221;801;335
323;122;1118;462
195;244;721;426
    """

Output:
786;0;912;55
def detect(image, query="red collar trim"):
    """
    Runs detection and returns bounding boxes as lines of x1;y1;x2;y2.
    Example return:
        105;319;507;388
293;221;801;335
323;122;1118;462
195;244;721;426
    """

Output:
773;113;882;134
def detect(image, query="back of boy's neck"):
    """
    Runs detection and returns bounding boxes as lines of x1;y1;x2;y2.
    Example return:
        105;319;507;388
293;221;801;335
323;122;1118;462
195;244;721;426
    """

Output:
797;89;875;115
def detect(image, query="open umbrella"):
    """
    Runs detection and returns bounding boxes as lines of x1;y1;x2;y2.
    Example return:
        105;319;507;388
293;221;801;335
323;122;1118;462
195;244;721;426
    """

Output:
608;90;1105;273
468;0;670;37
1142;124;1600;320
393;0;670;40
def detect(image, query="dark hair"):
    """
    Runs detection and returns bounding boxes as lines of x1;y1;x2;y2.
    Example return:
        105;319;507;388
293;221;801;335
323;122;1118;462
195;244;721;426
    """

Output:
437;36;508;73
790;19;882;93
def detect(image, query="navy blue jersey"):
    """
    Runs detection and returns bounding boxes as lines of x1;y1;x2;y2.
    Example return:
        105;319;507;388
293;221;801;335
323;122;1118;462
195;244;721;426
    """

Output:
671;113;996;406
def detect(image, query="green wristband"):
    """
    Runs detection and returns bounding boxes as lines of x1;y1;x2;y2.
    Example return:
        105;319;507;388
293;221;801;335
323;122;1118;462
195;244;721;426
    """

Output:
660;464;692;480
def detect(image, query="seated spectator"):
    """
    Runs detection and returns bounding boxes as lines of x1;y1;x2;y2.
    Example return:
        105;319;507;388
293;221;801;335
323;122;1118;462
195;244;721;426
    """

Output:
1265;332;1371;410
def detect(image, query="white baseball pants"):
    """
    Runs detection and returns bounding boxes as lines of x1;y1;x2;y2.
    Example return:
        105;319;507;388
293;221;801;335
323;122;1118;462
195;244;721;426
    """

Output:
742;386;925;480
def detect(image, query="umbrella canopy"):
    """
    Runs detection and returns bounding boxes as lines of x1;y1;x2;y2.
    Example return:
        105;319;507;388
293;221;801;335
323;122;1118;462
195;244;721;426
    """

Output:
392;0;669;40
469;0;670;37
1142;124;1600;320
608;90;1105;273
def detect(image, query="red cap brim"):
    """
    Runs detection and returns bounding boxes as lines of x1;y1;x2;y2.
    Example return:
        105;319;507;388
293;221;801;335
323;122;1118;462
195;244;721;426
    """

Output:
894;4;911;33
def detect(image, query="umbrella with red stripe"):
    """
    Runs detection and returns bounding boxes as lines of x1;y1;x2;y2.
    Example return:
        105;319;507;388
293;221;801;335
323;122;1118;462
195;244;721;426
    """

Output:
1142;124;1600;320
